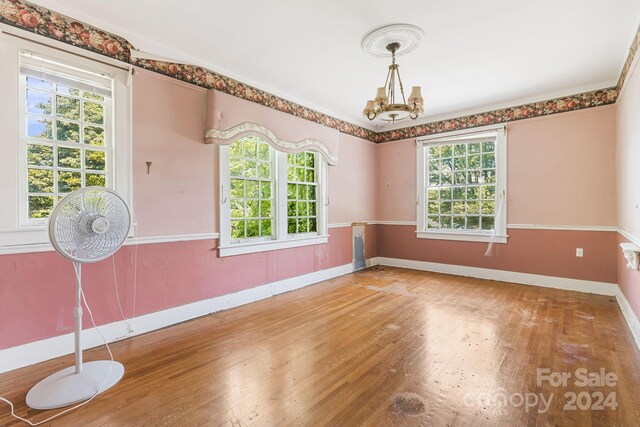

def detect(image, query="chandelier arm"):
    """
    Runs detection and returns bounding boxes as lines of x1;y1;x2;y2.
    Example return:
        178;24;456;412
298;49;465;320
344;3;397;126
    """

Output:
395;66;408;105
383;66;392;106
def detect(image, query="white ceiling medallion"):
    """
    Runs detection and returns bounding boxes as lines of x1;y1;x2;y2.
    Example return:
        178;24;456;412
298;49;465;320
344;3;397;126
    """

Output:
361;24;425;58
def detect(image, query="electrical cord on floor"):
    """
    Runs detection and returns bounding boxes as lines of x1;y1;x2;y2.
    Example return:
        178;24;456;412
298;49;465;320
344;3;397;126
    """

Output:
0;265;114;426
112;255;132;331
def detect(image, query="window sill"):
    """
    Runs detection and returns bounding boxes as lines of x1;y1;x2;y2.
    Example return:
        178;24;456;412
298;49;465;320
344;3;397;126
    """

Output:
218;234;329;257
416;230;508;243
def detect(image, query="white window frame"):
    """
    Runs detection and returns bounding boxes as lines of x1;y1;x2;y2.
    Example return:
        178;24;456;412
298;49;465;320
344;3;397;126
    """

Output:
219;143;328;257
0;30;132;248
416;124;507;243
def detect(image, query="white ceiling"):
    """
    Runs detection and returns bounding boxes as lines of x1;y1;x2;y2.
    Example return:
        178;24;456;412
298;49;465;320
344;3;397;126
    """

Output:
33;0;640;131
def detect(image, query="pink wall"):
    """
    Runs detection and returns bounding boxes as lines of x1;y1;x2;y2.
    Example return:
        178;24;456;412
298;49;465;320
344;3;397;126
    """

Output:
508;107;616;226
616;52;640;320
329;134;378;224
0;228;351;349
377;225;617;283
376;106;618;225
133;70;215;236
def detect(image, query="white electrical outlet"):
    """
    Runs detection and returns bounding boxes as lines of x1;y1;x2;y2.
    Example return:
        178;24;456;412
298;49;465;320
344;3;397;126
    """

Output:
576;248;584;257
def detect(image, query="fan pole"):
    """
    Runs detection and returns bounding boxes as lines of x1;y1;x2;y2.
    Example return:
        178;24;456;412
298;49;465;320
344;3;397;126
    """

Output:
73;262;83;374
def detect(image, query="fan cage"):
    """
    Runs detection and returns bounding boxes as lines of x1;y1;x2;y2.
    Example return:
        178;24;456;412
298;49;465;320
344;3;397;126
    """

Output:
48;187;131;263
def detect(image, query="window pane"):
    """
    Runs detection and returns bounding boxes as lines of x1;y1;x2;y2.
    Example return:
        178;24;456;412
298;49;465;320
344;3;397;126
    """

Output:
27;144;54;166
467;201;480;214
229;157;242;177
229;141;242;157
27;116;53;139
425;137;498;234
58;171;82;192
28;168;54;193
260;219;272;237
27;90;52;115
288;218;296;234
230;199;245;218
56;120;80;142
427;215;440;229
57;85;80;96
467;216;480;230
84;125;104;145
246;220;259;237
246;180;259;198
305;169;314;182
481;217;495;231
243;139;257;158
231;220;245;239
454;144;466;156
296;167;305;182
453;216;466;229
260;181;271;199
56;95;80;120
243;160;257;177
28;195;54;218
257;162;270;179
26;77;52;91
86;173;106;187
297;201;307;216
85;150;106;170
230;179;244;198
257;143;270;161
309;218;317;232
260;200;271;218
83;92;104;101
246;200;259;218
83;101;104;124
58;147;81;169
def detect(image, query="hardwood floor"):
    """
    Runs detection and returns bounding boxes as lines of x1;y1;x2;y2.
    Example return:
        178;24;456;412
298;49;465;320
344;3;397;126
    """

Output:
1;266;639;426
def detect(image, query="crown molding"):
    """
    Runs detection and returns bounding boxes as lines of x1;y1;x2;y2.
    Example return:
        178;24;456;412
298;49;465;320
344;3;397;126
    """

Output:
1;1;637;144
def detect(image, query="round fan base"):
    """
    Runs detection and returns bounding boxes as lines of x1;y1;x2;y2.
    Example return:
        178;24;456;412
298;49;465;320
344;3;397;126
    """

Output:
26;361;124;410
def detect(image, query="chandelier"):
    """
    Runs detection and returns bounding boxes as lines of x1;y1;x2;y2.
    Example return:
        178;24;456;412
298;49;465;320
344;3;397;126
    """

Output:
362;42;424;123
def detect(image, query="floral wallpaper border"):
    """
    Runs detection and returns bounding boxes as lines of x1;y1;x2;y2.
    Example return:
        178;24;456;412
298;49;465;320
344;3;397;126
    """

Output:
0;0;636;144
617;24;640;93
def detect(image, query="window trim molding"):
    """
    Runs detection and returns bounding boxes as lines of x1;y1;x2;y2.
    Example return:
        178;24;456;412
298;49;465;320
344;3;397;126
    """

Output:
0;33;133;248
416;124;507;243
218;142;329;257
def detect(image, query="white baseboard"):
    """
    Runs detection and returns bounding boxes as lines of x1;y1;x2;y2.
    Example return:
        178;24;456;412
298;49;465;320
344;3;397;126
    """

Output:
0;263;353;374
370;257;618;295
615;288;640;350
370;257;640;350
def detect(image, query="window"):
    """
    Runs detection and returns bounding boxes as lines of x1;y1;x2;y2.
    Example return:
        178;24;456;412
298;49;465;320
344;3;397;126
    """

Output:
287;152;318;235
21;56;112;224
229;137;274;241
0;35;131;248
416;126;507;243
219;137;327;256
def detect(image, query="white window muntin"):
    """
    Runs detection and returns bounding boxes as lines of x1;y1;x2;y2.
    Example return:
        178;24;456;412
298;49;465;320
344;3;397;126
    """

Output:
416;125;507;243
19;52;114;226
219;141;328;257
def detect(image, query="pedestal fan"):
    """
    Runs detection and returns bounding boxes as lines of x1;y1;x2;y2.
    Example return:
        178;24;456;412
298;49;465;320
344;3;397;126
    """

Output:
25;186;131;410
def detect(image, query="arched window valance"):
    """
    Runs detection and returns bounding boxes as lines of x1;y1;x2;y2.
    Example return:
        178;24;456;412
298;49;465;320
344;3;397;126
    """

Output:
205;122;338;165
